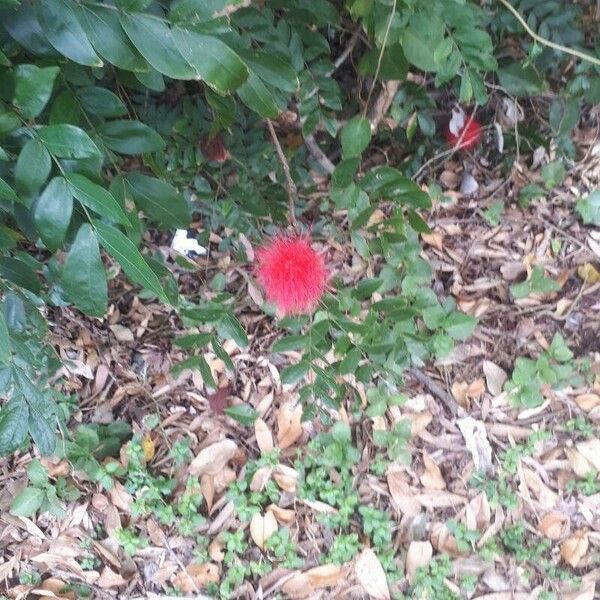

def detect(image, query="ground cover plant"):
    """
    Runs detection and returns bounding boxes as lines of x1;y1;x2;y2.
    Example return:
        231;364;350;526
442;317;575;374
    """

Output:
0;0;600;598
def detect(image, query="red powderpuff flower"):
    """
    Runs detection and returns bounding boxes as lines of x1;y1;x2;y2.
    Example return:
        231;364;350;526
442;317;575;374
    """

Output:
445;109;483;151
256;234;327;316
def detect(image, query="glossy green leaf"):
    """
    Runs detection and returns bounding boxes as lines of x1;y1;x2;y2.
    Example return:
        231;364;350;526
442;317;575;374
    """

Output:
36;0;102;66
341;116;371;158
62;224;108;317
66;173;129;225
0;310;10;364
98;120;165;155
280;361;310;385
93;220;168;303
224;403;258;425
10;486;44;517
402;13;444;72
237;71;280;118
15;138;51;200
0;257;41;293
239;50;298;93
272;335;308;353
77;4;147;71
119;12;196;79
33;177;73;252
172;27;248;92
0;398;29;455
497;62;547;97
576;190;600;225
0;177;21;204
38;124;101;159
77;86;127;117
125;172;190;228
12;64;60;119
28;406;56;456
218;314;248;348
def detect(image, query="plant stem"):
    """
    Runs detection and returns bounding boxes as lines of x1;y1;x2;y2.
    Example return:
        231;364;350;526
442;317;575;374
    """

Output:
266;118;299;230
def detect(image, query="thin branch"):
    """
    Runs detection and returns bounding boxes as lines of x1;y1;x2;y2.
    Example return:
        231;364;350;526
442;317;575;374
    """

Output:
497;0;600;67
361;0;398;123
329;27;361;76
407;367;460;417
266;118;299;230
304;134;335;174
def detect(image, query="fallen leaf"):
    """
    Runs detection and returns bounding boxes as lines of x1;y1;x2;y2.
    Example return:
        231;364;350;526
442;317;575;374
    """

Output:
190;439;238;476
305;564;343;587
575;394;600;412
267;504;295;525
422;232;443;251
483;360;507;396
566;447;595;478
577;263;600;284
387;469;422;517
457;417;493;473
276;401;303;449
96;566;127;589
561;530;589;567
281;572;314;599
406;541;433;583
420;453;446;490
174;563;219;594
576;439;600;471
255;418;274;454
207;385;231;414
109;324;134;343
355;548;390;600
250;510;278;550
142;435;154;462
538;512;570;540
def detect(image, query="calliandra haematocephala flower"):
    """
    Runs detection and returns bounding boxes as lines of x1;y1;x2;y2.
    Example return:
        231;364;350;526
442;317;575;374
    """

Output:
445;107;483;151
255;233;327;316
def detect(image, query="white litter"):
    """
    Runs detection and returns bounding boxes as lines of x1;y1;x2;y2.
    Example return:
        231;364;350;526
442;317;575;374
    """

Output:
171;229;206;256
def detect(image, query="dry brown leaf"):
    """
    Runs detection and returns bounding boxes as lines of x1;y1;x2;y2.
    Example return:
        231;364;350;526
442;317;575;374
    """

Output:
96;566;127;589
174;563;220;594
189;439;238;476
561;530;589;567
200;474;215;511
305;564;343;587
451;381;469;409
519;465;558;509
538;512;570;540
562;581;596;600
281;572;314;599
387;469;422;517
250;510;278;550
250;465;273;492
109;324;134;342
482;361;507;396
577;263;600;283
273;463;299;493
267;504;296;525
141;434;155;462
276;401;303;449
576;439;600;471
209;536;225;562
420;453;446;490
422;232;443;251
405;541;433;584
565;447;595;478
255;418;274;454
457;417;493;473
575;394;600;412
355;548;390;600
36;578;76;600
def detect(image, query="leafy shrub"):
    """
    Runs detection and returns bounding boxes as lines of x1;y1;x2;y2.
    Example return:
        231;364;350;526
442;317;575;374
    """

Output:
0;0;597;454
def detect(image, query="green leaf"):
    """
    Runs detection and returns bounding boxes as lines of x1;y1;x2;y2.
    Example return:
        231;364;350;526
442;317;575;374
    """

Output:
0;310;10;364
28;406;56;456
93;220;168;303
119;12;196;79
172;28;248;93
549;333;573;363
77;4;147;71
62;224;108;317
0;257;41;293
541;161;565;189
510;266;560;299
224;403;258;425
12;64;60;119
0;398;29;455
341;116;371;159
173;333;212;350
575;191;600;225
339;347;361;375
443;313;477;341
15;138;51;200
280;361;310;385
361;166;431;208
237;71;280;118
66;173;130;225
33;177;73;252
272;335;308;353
125;173;190;228
239;50;298;93
401;13;444;72
0;177;21;204
98;120;165;155
497;62;546;97
36;0;102;66
218;314;248;348
77;86;127;118
357;43;408;81
10;486;45;517
27;459;49;486
38;124;101;159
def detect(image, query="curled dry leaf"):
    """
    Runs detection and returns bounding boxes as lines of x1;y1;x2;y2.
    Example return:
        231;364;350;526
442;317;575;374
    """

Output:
457;417;493;474
250;465;273;492
575;393;600;412
355;548;390;600
96;566;127;589
190;439;238;476
267;503;295;525
420;453;446;490
250;510;278;550
174;562;220;594
576;439;600;471
273;463;299;493
565;447;595;478
387;468;422;517
209;536;225;562
277;401;303;449
255;417;274;454
538;512;570;540
200;474;215;512
482;360;507;396
406;541;433;584
561;530;589;568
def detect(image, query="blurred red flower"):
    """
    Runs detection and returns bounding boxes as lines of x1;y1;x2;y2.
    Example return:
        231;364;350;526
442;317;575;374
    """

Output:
445;112;483;150
256;234;327;316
